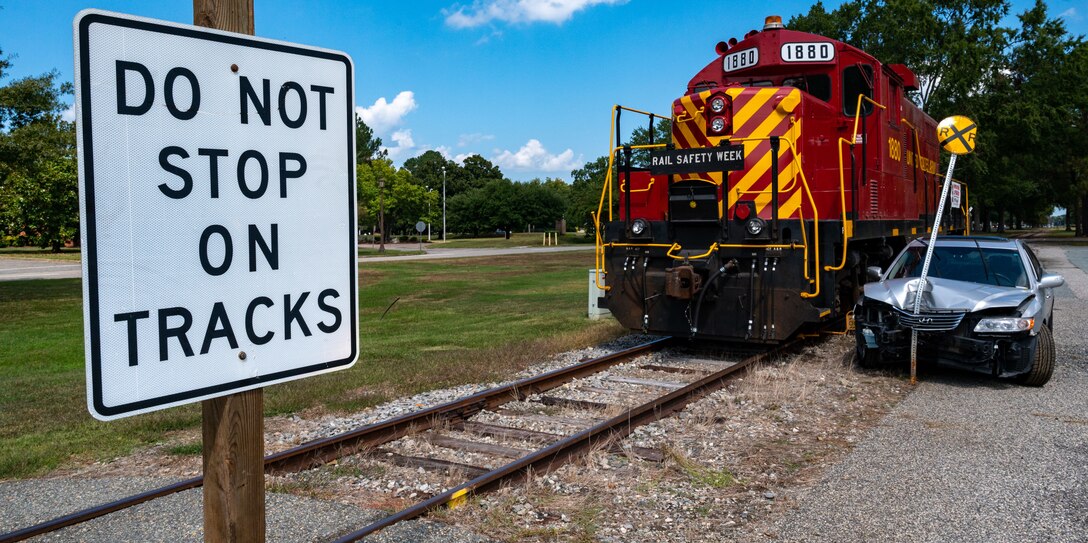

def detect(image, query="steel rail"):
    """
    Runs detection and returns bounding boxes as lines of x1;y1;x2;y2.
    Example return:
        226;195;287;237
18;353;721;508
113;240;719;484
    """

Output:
0;337;672;543
332;339;800;542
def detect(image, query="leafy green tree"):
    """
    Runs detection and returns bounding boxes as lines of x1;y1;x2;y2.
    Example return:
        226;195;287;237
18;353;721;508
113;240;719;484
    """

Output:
355;115;386;164
0;50;77;251
569;155;613;235
460;154;503;187
789;0;1010;112
403;150;458;193
356;159;436;236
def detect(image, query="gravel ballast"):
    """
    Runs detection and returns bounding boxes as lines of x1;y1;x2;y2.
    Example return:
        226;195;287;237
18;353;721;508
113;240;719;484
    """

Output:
4;247;1086;542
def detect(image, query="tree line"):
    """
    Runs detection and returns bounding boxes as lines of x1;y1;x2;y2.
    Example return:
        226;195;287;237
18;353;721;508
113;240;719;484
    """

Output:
355;132;572;239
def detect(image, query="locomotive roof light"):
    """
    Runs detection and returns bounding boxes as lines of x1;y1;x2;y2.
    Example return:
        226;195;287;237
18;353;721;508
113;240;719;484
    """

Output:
709;95;727;113
763;15;784;30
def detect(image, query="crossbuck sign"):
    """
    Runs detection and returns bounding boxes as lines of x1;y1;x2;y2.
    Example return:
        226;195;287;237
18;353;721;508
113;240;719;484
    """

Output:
75;11;358;420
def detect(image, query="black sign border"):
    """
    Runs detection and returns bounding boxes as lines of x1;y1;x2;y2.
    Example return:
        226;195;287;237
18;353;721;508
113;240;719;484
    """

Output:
77;12;358;418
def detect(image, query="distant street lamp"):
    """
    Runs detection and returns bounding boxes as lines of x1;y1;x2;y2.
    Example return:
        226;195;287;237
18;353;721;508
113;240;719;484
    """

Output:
378;177;386;254
441;166;447;241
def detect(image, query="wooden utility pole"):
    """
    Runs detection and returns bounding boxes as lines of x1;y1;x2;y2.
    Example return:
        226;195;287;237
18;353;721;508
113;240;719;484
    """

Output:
193;3;264;542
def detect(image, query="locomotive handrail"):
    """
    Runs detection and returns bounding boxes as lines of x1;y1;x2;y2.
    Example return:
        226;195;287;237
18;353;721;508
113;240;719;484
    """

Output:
826;94;887;273
619;177;655;194
666;242;719;261
784;138;822;299
594;105;670;291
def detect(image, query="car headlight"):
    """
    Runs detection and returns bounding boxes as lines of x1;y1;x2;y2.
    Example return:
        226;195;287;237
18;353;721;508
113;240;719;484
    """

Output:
973;317;1034;333
631;218;649;236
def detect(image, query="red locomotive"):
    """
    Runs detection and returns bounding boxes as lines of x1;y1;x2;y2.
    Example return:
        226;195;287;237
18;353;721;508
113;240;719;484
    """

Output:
595;15;966;342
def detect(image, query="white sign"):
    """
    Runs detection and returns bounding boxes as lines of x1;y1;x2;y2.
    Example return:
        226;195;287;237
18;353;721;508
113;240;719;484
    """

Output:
780;42;835;63
75;10;358;420
950;181;962;209
723;47;759;72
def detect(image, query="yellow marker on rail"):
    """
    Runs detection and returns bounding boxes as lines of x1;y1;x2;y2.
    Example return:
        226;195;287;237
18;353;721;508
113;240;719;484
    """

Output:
449;488;470;509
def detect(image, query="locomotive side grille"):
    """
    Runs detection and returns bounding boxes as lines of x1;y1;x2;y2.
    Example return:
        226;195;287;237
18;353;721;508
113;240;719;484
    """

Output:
893;308;965;331
869;180;880;216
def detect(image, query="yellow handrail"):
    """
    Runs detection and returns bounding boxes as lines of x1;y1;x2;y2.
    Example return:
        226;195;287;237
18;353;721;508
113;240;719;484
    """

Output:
787;137;821;298
593;105;670;291
593;103;828;300
666;242;720;260
620;177;655;194
826;94;886;272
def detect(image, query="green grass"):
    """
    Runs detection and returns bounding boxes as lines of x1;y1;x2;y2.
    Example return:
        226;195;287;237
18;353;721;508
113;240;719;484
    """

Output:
0;247;82;261
0;252;623;478
430;232;593;249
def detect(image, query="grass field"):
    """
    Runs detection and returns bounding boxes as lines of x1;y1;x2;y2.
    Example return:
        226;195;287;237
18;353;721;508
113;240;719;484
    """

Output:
0;251;623;478
431;232;593;249
0;247;82;261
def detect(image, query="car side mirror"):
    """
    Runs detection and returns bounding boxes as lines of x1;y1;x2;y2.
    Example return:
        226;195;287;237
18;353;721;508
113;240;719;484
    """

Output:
1038;273;1065;289
866;266;883;282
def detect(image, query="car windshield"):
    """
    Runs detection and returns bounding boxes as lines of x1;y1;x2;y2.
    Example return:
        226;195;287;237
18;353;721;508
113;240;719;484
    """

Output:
886;244;1028;288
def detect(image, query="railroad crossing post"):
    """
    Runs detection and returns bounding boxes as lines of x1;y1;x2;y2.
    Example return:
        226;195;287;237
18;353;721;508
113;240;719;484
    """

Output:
193;2;266;542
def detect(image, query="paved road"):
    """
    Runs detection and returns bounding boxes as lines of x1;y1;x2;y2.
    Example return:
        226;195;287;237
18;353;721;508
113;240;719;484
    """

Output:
0;258;81;281
0;245;594;281
360;244;592;263
773;244;1088;542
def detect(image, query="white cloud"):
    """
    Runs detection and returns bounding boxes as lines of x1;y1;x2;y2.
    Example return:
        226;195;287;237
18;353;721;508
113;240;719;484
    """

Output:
444;0;625;28
382;129;417;160
1059;8;1080;21
433;145;454;159
457;132;495;147
492;139;583;172
355;91;417;135
61;103;76;122
453;153;474;164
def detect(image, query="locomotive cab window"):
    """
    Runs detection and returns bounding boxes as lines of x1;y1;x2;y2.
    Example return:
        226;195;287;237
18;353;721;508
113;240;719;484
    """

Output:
888;80;901;126
842;64;874;116
783;74;831;102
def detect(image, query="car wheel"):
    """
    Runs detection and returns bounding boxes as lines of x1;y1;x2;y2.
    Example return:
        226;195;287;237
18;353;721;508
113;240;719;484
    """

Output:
1017;325;1054;387
855;341;880;369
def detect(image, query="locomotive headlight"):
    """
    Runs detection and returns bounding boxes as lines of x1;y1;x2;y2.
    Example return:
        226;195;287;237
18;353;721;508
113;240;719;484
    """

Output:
745;218;765;236
709;95;727;113
631;218;649;236
710;116;727;133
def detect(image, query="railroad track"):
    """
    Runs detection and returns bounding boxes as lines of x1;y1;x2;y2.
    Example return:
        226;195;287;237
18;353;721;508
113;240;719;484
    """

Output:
1;337;667;542
0;335;801;542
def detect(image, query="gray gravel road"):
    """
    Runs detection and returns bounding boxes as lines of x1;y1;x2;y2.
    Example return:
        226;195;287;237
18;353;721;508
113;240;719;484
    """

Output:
773;244;1088;543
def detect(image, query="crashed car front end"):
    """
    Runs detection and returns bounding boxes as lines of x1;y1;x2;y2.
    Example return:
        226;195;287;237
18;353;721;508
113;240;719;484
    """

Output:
855;277;1042;379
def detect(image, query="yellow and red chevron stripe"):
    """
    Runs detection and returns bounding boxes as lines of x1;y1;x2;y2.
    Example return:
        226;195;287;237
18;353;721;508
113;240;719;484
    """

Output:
671;87;804;220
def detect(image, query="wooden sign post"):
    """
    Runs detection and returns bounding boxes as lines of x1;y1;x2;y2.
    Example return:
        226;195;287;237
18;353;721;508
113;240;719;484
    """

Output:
194;4;264;542
75;2;357;540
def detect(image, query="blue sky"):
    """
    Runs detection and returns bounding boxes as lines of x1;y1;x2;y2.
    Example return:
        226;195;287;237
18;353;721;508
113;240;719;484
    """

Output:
2;0;1084;181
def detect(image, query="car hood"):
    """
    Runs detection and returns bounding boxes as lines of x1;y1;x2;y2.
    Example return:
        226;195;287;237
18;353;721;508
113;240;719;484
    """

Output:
862;276;1033;313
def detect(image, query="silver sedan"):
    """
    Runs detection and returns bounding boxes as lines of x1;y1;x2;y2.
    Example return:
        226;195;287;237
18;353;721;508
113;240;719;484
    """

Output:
854;236;1064;385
